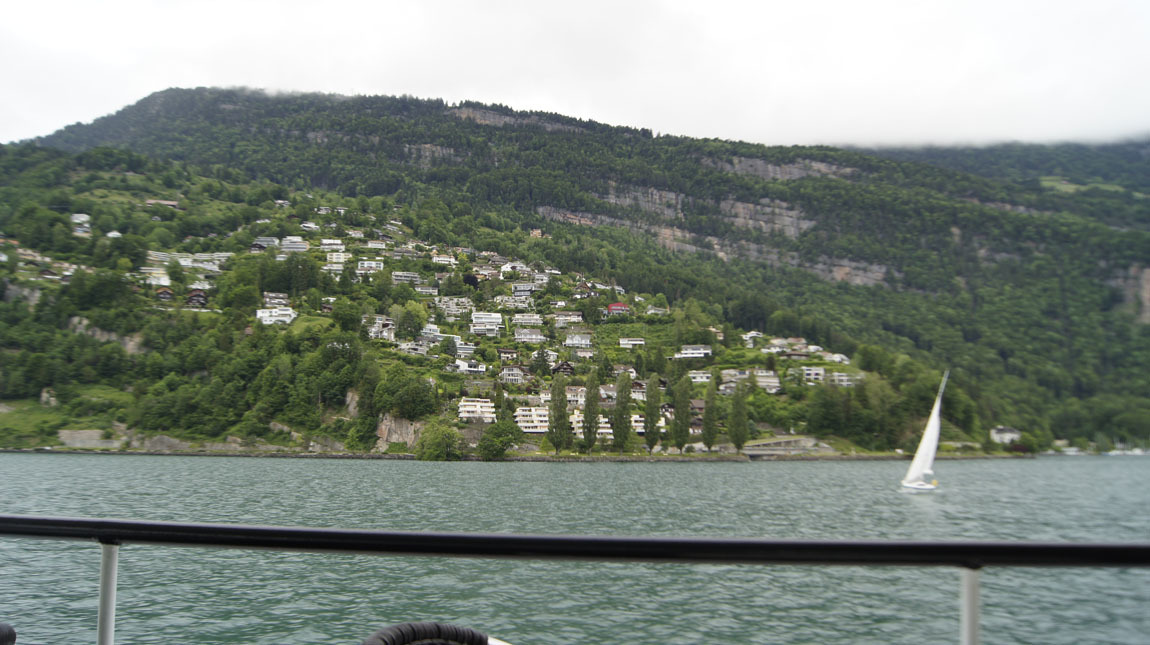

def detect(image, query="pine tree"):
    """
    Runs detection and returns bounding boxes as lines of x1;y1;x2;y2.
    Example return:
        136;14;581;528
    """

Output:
547;375;571;454
701;373;718;452
612;372;633;454
582;368;600;454
729;383;749;453
643;373;661;454
672;375;691;453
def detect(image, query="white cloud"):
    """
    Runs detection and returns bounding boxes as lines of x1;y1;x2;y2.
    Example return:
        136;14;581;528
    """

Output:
2;0;1148;146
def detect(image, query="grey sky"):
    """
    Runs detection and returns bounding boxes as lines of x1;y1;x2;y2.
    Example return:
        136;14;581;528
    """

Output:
3;0;1149;147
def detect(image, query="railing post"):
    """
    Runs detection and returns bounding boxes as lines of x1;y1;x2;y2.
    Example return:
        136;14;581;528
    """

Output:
959;567;980;645
97;542;119;645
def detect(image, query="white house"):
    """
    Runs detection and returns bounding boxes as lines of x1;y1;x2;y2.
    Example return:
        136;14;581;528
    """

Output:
828;372;858;387
511;313;543;326
515;328;547;344
499;366;529;385
552;311;583;327
256;307;297;325
674;345;712;359
328;252;351;264
568;410;613;437
564;333;592;349
453;359;488;375
458;398;497;424
990;426;1022;444
514;407;550;434
619;338;646;349
799;366;825;383
688;370;712;383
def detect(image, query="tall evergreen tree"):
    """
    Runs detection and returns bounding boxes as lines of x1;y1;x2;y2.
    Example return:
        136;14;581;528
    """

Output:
672;375;691;453
582;368;600;454
547;375;571;454
729;383;749;453
644;373;662;454
612;372;633;454
700;373;719;452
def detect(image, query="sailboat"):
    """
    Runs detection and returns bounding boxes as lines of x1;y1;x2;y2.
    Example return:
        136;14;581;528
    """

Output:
901;371;949;491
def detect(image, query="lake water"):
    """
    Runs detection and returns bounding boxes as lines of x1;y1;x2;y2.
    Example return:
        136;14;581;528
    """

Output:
1;454;1147;644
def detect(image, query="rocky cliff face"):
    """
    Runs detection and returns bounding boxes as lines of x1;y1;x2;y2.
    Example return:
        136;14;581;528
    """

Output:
57;429;125;449
404;143;463;168
2;282;41;307
375;413;423;449
718;198;815;238
448;107;585;133
537;206;893;287
1110;265;1150;323
598;182;686;220
704;156;857;181
595;184;815;239
67;317;145;354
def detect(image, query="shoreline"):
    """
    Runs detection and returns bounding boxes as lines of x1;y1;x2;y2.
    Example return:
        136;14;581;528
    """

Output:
0;448;1029;462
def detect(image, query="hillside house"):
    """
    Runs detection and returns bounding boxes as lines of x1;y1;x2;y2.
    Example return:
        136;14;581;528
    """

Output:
453;359;487;375
363;314;395;341
688;370;712;383
568;410;613;436
674;345;713;359
497;348;519;362
494;295;531;310
513;327;545;344
551;361;575;376
511;313;543;326
499;365;529;385
320;239;345;251
472;311;503;327
514;407;550;434
607;302;630;316
357;261;386;277
256;307;297;325
613;365;638;379
435;296;474;318
564;333;592;349
458;398;497;424
990;426;1023;444
392;271;421;284
552;311;583;327
828;372;858;387
619;338;645;349
281;236;309;253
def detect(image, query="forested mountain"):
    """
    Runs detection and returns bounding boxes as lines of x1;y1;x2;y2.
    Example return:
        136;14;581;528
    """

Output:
5;87;1150;450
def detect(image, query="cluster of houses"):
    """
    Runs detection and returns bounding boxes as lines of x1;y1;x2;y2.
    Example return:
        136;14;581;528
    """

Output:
8;200;864;445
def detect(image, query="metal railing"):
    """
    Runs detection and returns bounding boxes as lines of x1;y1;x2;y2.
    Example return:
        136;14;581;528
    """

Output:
3;514;1149;645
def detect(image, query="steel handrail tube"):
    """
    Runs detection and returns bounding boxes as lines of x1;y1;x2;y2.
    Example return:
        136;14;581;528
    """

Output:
3;514;1150;569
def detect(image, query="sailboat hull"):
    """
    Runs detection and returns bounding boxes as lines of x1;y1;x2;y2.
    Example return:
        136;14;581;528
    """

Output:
901;480;938;491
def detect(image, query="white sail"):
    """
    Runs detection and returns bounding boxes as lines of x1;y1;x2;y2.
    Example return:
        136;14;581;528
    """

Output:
902;371;948;489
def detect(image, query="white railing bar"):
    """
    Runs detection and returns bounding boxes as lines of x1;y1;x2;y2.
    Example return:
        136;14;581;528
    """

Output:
97;543;118;645
959;567;980;645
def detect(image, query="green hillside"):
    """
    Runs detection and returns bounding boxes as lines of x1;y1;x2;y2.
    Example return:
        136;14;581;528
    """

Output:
2;87;1149;452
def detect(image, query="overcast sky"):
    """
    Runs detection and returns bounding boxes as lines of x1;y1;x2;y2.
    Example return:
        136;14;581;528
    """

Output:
3;0;1149;147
